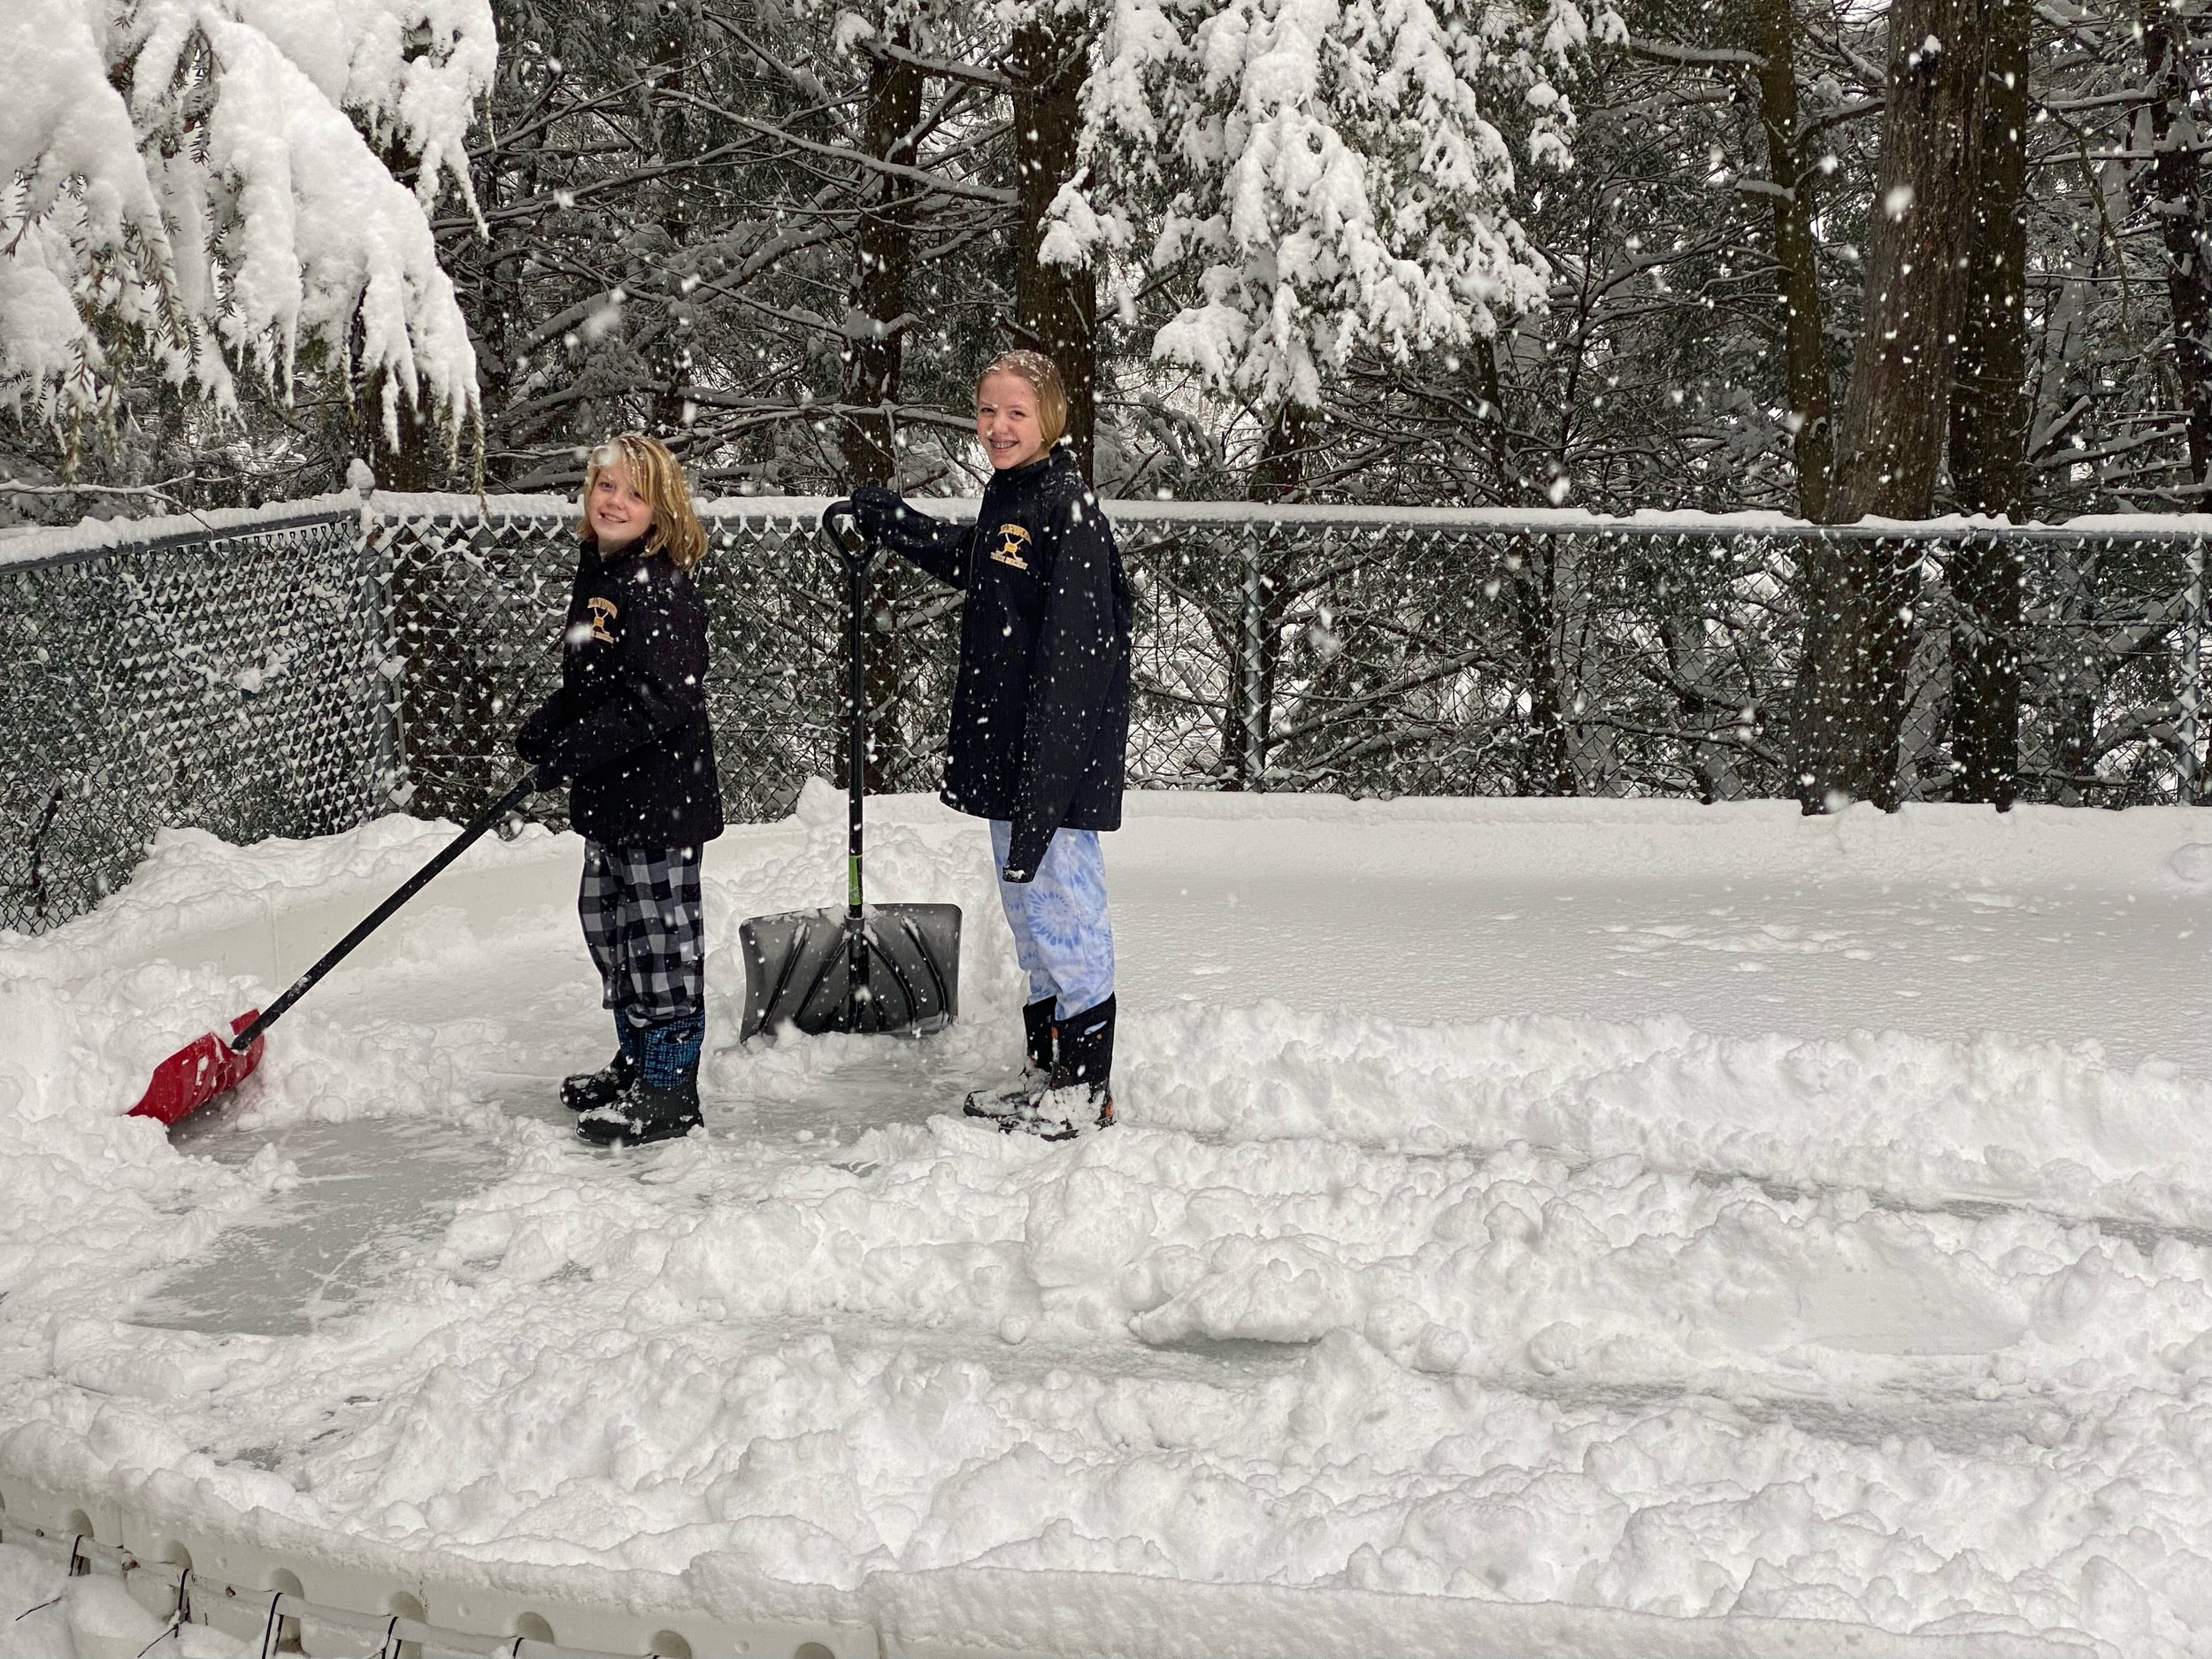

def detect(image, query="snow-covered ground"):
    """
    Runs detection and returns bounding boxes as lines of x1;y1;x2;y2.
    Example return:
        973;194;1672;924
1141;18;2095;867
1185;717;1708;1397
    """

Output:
3;790;2210;1657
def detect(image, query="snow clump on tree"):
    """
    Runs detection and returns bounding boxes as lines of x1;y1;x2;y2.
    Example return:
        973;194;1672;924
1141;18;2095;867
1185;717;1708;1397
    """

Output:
1055;0;1621;412
0;0;494;444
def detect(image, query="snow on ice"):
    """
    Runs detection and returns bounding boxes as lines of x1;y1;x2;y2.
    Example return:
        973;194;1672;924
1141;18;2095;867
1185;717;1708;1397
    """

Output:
1;789;2209;1655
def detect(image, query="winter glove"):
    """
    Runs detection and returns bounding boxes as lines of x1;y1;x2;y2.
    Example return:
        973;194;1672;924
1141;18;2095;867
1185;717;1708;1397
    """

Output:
514;712;572;787
849;483;906;541
1002;824;1052;885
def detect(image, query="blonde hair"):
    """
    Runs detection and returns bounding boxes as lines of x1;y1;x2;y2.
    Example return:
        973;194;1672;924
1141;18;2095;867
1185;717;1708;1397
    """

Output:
578;433;707;571
975;350;1068;449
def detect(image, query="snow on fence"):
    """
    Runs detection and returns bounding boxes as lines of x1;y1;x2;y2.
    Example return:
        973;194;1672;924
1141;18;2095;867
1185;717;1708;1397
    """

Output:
2;493;2206;935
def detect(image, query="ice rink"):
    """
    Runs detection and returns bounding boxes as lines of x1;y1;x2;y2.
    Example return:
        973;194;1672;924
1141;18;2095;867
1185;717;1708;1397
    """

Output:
4;790;2210;1657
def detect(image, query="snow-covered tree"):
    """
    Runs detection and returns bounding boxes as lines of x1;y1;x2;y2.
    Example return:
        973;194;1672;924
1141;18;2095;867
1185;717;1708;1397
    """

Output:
1058;0;1617;417
1;0;494;454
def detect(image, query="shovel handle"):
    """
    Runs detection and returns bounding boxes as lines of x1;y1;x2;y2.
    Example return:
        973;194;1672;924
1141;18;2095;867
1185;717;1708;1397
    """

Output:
823;501;875;1015
821;500;872;578
227;772;542;1053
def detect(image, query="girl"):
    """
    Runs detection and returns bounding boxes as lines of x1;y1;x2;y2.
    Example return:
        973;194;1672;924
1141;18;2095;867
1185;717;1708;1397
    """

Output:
517;434;723;1146
849;351;1133;1141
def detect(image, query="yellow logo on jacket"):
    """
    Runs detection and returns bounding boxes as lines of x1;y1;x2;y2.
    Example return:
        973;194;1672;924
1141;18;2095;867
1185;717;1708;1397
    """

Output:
586;597;619;642
989;523;1033;571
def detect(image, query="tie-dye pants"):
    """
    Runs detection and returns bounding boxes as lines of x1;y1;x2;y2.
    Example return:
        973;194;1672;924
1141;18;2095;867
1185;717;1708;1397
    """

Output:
988;820;1114;1019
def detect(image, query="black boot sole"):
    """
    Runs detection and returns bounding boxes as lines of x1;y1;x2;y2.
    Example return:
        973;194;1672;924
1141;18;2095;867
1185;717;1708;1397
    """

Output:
576;1110;702;1147
1014;1096;1114;1141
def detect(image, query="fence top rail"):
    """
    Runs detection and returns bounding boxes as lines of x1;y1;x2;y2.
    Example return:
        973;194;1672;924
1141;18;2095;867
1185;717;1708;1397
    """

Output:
367;491;2212;544
0;495;362;574
3;491;2207;573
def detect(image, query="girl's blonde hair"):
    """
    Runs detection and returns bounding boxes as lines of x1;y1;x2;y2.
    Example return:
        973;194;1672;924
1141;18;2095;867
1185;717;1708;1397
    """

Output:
975;350;1068;449
579;433;707;570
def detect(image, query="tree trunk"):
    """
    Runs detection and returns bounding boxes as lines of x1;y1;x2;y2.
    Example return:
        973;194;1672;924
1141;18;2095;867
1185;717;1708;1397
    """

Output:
1749;0;1833;522
1829;0;1988;518
357;368;440;492
1511;537;1574;795
1220;404;1310;788
1946;0;2030;806
843;34;924;488
841;34;926;793
648;13;695;438
1009;17;1097;475
1793;0;1986;810
1472;340;1524;504
1248;401;1309;504
2140;0;2212;495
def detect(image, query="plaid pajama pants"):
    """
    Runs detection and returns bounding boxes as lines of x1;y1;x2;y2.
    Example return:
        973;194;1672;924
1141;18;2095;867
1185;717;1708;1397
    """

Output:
579;841;706;1027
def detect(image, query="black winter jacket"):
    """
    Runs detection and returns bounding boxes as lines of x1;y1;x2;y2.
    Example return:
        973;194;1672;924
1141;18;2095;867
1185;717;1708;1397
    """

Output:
866;450;1133;876
517;535;725;849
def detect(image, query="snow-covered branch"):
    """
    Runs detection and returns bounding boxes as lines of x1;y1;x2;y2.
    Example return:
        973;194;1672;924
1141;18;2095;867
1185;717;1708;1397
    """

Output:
1057;0;1619;414
1626;36;1764;70
1;0;494;445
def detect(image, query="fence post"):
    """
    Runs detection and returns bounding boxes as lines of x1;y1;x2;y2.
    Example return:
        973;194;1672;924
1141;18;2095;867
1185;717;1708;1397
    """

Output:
1947;527;2023;809
2184;531;2208;803
357;498;402;818
1238;524;1266;791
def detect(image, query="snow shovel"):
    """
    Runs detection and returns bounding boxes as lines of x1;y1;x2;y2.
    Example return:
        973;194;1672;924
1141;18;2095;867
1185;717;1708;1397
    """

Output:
738;503;962;1042
129;772;543;1125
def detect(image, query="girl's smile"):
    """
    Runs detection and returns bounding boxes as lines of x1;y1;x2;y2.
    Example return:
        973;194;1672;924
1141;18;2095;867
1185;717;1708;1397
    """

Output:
976;373;1049;470
588;457;652;544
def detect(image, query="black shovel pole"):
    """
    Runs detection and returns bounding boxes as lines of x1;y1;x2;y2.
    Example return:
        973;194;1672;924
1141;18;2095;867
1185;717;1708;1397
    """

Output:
734;508;958;1044
824;503;872;1025
226;772;541;1054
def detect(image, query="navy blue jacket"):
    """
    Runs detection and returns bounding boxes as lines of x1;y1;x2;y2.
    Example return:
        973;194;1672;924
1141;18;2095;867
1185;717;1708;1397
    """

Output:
516;535;724;849
862;450;1132;876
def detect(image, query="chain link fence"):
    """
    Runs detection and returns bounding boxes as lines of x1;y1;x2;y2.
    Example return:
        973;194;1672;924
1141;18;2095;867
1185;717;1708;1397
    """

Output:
0;510;392;933
3;495;2205;934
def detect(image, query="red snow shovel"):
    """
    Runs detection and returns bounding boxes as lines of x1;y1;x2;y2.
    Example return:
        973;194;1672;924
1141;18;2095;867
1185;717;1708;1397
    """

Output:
129;772;543;1125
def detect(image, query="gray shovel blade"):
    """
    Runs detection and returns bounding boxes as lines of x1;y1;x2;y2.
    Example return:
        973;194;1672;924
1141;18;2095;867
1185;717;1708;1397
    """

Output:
739;903;963;1042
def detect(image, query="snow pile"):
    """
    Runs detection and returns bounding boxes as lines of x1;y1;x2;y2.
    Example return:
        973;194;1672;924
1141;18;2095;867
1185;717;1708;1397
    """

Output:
0;0;491;435
0;794;2208;1655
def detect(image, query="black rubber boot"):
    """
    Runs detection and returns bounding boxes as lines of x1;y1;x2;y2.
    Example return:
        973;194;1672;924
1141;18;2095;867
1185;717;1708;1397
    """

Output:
577;1014;703;1146
1023;995;1057;1073
560;1048;638;1113
576;1072;701;1146
1025;995;1115;1141
964;996;1058;1124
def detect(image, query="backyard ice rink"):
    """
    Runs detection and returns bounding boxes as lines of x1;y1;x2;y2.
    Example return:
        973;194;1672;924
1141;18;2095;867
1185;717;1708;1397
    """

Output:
4;789;2211;1657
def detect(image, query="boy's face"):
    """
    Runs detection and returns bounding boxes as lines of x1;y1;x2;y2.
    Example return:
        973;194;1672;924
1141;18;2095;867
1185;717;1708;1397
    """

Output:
976;374;1048;470
588;456;652;545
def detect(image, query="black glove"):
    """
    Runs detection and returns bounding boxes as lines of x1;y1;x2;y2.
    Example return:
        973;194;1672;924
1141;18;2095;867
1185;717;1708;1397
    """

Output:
515;718;572;788
1002;824;1051;885
849;483;905;541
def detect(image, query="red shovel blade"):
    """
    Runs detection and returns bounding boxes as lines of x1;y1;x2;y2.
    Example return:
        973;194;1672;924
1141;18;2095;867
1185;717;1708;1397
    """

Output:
129;1011;265;1125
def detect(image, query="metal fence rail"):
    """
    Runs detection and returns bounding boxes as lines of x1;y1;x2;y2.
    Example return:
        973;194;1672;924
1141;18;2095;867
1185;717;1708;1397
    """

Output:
2;495;2205;935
